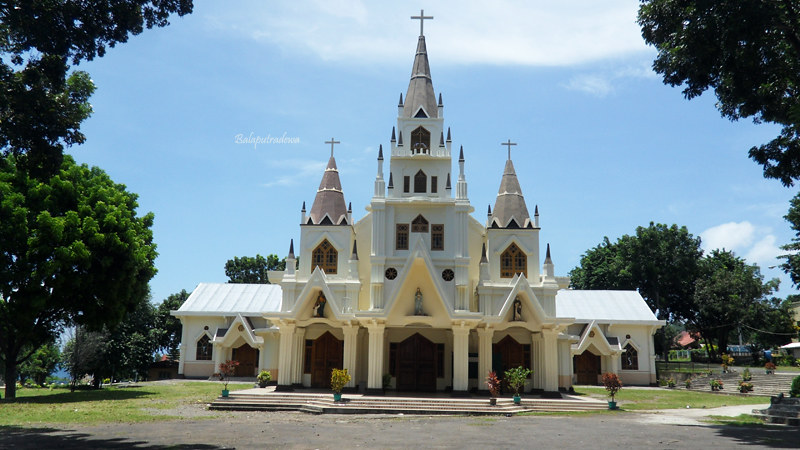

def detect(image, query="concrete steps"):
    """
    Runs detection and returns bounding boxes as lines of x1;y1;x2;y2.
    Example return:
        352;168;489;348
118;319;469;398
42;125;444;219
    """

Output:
752;396;800;426
676;370;797;397
209;391;608;415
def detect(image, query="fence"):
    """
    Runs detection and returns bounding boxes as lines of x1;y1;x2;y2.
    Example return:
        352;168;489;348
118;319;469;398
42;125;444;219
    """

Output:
655;361;719;380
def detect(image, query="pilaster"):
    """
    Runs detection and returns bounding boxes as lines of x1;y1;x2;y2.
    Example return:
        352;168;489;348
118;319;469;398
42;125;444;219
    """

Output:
542;328;559;393
292;327;305;384
277;322;296;386
365;321;386;389
477;327;494;385
531;333;543;390
452;323;471;392
342;324;360;388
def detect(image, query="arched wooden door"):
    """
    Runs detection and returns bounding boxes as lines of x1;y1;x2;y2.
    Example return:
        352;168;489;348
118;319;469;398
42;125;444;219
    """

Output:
310;332;344;388
492;335;527;376
574;351;601;385
232;344;258;376
396;333;437;392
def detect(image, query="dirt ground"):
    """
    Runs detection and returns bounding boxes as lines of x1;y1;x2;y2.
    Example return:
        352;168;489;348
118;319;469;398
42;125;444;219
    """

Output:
1;401;799;449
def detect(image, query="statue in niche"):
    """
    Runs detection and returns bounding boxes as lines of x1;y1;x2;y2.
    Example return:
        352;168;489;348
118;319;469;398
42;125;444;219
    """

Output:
512;297;523;321
414;288;425;316
314;293;326;318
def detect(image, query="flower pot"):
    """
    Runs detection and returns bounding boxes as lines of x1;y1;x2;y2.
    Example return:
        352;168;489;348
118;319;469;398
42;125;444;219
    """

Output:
222;389;229;397
608;401;617;410
333;392;342;402
489;398;497;406
258;381;268;388
513;395;521;405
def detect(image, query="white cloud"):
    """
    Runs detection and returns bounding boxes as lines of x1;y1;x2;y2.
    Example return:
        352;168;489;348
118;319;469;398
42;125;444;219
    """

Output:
262;159;327;187
700;221;781;267
563;74;614;97
205;1;650;67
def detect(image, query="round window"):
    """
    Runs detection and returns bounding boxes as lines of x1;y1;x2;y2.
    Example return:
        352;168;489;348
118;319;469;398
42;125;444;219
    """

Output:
442;269;455;281
385;267;398;280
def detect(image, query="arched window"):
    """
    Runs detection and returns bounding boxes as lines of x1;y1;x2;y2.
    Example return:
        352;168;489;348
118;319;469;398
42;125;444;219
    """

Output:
411;126;430;154
500;243;527;278
196;335;212;361
414;170;427;193
312;239;338;274
411;215;429;233
622;343;639;370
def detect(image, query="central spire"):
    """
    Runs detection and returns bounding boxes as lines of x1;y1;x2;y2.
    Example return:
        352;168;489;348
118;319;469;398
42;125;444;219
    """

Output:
403;13;437;119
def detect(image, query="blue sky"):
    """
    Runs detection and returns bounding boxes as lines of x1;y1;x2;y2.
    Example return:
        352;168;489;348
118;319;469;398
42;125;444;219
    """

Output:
67;1;797;304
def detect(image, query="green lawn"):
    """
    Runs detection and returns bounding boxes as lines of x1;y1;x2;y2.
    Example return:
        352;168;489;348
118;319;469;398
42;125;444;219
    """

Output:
0;382;250;426
573;387;770;410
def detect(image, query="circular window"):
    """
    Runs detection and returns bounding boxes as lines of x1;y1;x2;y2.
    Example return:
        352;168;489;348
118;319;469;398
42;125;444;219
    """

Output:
385;267;398;280
442;269;455;281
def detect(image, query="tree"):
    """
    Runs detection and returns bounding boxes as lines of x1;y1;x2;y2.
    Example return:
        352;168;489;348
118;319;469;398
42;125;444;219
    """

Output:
225;254;286;284
16;341;60;387
101;294;159;382
638;1;800;186
780;192;800;287
570;223;703;359
1;1;193;178
688;250;780;361
61;327;107;391
154;290;190;360
0;155;157;399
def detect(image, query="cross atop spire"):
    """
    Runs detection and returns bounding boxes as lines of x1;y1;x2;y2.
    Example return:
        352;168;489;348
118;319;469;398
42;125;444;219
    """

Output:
411;9;433;36
325;138;341;157
501;139;517;160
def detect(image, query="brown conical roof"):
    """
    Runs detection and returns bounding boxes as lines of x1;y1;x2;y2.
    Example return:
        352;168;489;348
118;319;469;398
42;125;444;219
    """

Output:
490;159;532;229
403;36;437;118
308;156;348;225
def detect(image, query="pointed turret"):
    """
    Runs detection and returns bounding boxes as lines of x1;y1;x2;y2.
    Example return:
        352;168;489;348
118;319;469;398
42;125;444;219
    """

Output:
490;158;532;228
543;243;555;280
350;240;359;261
288;239;295;259
391;127;396;142
403;35;437;118
286;239;296;276
308;155;348;225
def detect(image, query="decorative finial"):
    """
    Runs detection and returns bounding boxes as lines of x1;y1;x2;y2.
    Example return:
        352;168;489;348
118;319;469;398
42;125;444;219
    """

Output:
302;201;306;211
325;138;341;157
288;239;295;259
501;139;517;160
398;130;403;146
545;243;552;262
459;146;464;162
446;127;451;142
388;173;394;188
398;93;403;106
480;242;488;264
351;240;359;260
378;144;383;160
535;205;539;215
438;93;443;106
439;131;444;147
411;9;433;36
487;204;492;215
446;173;451;189
391;127;396;142
348;202;352;212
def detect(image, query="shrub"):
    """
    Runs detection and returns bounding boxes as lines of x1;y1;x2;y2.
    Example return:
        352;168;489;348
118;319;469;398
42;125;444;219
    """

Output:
738;381;754;393
765;362;776;373
602;372;622;402
667;378;676;388
257;370;271;386
218;360;239;390
486;371;501;398
710;379;723;391
685;378;692;388
382;373;392;390
742;368;752;381
791;375;800;398
330;368;351;394
504;366;532;396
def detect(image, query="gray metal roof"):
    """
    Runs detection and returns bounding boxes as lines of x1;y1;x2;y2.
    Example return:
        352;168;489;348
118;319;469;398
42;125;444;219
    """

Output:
556;290;662;323
403;35;438;118
175;283;282;316
490;159;532;228
308;156;348;225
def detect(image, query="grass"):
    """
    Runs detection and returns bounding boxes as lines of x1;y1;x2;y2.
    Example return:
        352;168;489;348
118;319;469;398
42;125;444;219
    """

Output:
704;414;768;426
572;387;770;410
0;382;251;426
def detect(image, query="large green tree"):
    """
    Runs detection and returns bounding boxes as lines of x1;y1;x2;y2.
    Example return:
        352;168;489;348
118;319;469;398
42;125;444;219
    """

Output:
638;0;800;186
225;254;286;284
154;289;189;359
570;223;703;359
688;250;780;360
780;191;800;286
0;155;157;399
1;0;193;178
16;341;60;387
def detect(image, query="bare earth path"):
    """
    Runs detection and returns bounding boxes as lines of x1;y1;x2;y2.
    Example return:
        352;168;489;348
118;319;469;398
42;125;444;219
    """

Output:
2;402;799;449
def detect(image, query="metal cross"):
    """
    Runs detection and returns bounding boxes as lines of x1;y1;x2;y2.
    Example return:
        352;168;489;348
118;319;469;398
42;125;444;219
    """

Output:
411;9;433;36
501;139;517;160
325;138;340;157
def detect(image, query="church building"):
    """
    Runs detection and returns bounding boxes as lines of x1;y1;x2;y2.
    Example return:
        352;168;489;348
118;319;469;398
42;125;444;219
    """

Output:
173;15;664;394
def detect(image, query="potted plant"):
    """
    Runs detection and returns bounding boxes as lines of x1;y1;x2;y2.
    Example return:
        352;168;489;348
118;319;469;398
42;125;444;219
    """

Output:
382;373;392;391
602;372;622;410
710;379;723;391
219;360;239;397
486;371;501;406
765;362;776;374
738;380;754;393
257;370;271;388
684;378;692;389
667;377;676;388
330;368;351;402
720;354;735;373
504;366;531;405
741;367;752;382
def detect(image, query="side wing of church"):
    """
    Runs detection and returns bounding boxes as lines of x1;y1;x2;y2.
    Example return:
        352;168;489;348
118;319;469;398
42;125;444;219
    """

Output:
173;25;664;393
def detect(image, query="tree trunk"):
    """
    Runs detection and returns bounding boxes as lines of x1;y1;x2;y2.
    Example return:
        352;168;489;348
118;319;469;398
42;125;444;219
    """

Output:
4;359;17;400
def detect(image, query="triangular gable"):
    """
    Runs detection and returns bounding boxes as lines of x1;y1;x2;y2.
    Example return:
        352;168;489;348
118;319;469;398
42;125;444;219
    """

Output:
571;320;622;356
217;313;264;348
492;234;534;258
288;267;347;320
492;274;551;327
384;237;456;320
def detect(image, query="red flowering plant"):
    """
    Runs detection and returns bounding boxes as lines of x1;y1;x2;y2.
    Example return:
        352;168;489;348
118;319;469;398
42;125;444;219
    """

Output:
486;371;501;398
219;360;239;391
602;372;623;402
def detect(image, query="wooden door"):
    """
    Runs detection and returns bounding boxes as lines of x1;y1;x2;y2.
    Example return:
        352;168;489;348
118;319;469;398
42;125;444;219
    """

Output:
232;345;258;376
574;351;601;385
396;333;437;392
310;332;344;388
493;335;526;374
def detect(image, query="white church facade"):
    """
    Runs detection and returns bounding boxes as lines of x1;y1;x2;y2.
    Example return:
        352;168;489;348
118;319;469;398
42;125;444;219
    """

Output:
173;21;664;394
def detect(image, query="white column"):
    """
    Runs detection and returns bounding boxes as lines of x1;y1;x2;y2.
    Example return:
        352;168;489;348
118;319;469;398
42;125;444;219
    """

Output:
610;353;620;375
531;333;543;390
277;323;296;386
177;321;189;375
342;324;360;388
477;327;494;385
542;328;559;392
213;343;224;375
452;324;470;391
292;327;305;384
366;322;386;389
